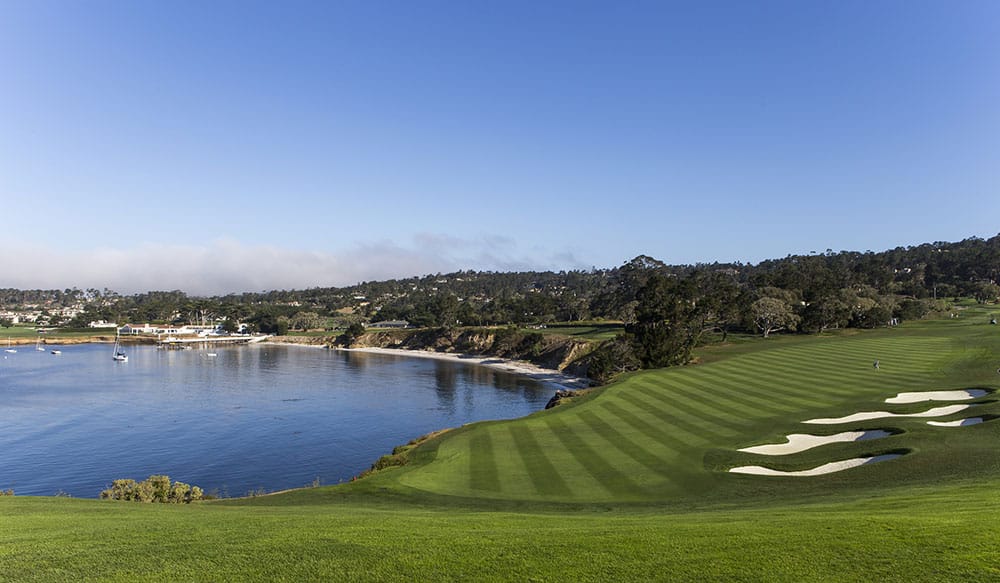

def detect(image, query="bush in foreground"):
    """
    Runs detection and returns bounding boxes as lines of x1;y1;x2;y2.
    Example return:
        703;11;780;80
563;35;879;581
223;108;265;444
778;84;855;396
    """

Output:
100;475;203;503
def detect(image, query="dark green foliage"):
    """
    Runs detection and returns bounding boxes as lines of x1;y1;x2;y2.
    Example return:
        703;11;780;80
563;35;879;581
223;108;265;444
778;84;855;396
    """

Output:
346;323;365;339
586;335;641;382
100;475;203;503
251;313;289;335
371;454;408;471
895;298;931;321
627;272;701;367
520;332;546;357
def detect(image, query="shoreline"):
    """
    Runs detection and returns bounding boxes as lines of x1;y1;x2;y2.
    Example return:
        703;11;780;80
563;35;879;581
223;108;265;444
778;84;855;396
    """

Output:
333;346;592;391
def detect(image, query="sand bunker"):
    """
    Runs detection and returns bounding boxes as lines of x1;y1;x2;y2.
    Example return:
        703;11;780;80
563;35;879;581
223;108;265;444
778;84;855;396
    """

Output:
804;404;971;424
729;454;902;476
927;417;984;427
885;389;987;404
738;430;892;455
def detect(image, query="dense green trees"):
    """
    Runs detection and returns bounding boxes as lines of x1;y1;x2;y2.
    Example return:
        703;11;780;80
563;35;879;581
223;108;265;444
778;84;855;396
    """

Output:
3;235;1000;376
100;475;204;503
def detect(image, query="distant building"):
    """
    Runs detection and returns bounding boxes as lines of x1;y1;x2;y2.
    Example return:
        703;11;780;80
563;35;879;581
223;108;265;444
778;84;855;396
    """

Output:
119;323;183;335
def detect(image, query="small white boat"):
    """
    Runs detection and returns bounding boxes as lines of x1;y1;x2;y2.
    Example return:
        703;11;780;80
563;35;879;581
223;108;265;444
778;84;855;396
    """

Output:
4;338;16;354
112;332;128;362
51;350;62;355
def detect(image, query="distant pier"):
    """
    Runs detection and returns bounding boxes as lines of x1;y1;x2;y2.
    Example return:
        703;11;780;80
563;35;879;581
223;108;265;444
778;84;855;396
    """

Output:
156;334;271;348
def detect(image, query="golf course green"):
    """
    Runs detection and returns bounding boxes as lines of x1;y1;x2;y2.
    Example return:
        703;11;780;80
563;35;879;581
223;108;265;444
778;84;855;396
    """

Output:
2;306;999;581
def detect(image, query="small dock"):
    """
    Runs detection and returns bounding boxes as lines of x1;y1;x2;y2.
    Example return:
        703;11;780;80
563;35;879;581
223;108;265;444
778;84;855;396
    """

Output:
157;334;271;348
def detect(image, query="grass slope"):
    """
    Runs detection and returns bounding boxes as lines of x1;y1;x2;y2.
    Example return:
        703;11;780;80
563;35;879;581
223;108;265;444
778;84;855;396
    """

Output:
389;313;1000;505
2;307;1000;580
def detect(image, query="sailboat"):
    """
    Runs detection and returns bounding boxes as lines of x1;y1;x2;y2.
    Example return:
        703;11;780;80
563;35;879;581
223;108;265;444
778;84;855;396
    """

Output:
4;338;16;354
112;332;128;362
36;337;46;351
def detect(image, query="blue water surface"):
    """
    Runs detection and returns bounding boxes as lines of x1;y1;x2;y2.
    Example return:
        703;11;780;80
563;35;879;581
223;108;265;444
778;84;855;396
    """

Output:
0;343;550;497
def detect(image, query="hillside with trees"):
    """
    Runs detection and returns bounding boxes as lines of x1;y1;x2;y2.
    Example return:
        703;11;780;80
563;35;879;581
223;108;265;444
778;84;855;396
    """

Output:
3;235;1000;381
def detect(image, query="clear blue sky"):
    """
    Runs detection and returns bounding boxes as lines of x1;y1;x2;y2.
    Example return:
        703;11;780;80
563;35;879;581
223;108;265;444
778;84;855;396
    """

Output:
2;1;998;294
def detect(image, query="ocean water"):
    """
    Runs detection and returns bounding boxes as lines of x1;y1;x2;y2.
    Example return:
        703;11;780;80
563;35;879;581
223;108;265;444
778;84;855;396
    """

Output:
0;343;550;497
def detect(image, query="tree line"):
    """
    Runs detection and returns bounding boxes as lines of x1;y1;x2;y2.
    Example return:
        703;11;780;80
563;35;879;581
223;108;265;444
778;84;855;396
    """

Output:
4;235;999;372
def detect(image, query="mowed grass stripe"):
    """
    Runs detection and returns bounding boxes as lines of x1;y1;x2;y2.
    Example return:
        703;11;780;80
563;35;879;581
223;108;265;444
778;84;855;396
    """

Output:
696;371;858;420
653;372;805;418
698;366;832;410
665;368;828;413
600;400;692;454
527;420;616;498
707;357;862;396
768;346;902;370
774;336;943;360
736;341;945;383
626;377;756;433
728;354;926;396
543;416;645;497
613;389;720;446
634;375;791;425
577;410;678;483
783;336;951;363
506;425;570;497
750;350;935;384
468;430;500;493
618;385;735;444
716;349;867;386
738;337;932;366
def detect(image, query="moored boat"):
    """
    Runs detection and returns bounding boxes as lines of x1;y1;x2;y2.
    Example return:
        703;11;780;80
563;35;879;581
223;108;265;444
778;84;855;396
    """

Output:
112;332;128;362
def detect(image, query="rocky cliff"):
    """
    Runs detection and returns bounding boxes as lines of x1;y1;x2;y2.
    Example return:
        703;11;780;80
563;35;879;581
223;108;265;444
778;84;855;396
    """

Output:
271;327;597;377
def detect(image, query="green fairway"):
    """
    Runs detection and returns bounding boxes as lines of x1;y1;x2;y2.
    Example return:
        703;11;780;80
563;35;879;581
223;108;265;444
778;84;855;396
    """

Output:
533;322;624;342
388;318;1000;505
3;307;1000;580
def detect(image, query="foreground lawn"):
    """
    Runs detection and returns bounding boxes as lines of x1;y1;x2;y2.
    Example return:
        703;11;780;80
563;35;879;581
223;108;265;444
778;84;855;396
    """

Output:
2;481;999;581
2;307;999;580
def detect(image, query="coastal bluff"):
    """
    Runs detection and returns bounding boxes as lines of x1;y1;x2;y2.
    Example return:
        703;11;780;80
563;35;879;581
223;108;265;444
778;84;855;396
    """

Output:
270;327;596;380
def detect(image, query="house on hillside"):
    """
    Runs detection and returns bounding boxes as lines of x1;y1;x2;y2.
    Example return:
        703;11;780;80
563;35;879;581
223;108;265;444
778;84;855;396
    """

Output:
119;323;183;335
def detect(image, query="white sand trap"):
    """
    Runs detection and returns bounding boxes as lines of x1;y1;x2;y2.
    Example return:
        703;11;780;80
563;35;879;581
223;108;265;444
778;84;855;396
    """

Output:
885;389;987;404
927;417;984;427
804;404;971;424
738;430;892;455
729;454;902;476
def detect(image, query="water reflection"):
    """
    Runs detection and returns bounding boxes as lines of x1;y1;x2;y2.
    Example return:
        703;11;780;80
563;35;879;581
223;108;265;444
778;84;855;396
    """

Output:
0;344;551;497
433;361;457;414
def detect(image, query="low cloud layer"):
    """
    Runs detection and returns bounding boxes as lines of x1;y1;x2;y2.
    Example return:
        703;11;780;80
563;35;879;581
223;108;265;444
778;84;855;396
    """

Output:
0;236;587;296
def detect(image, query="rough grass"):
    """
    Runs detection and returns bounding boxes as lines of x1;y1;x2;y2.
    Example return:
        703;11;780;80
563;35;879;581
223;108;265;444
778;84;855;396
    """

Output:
2;306;1000;580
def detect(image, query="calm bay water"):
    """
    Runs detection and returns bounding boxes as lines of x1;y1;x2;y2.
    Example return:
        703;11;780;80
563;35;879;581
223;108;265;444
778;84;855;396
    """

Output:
0;343;551;497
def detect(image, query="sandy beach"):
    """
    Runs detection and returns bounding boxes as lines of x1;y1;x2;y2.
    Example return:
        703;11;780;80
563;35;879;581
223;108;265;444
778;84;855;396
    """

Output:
333;346;592;391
